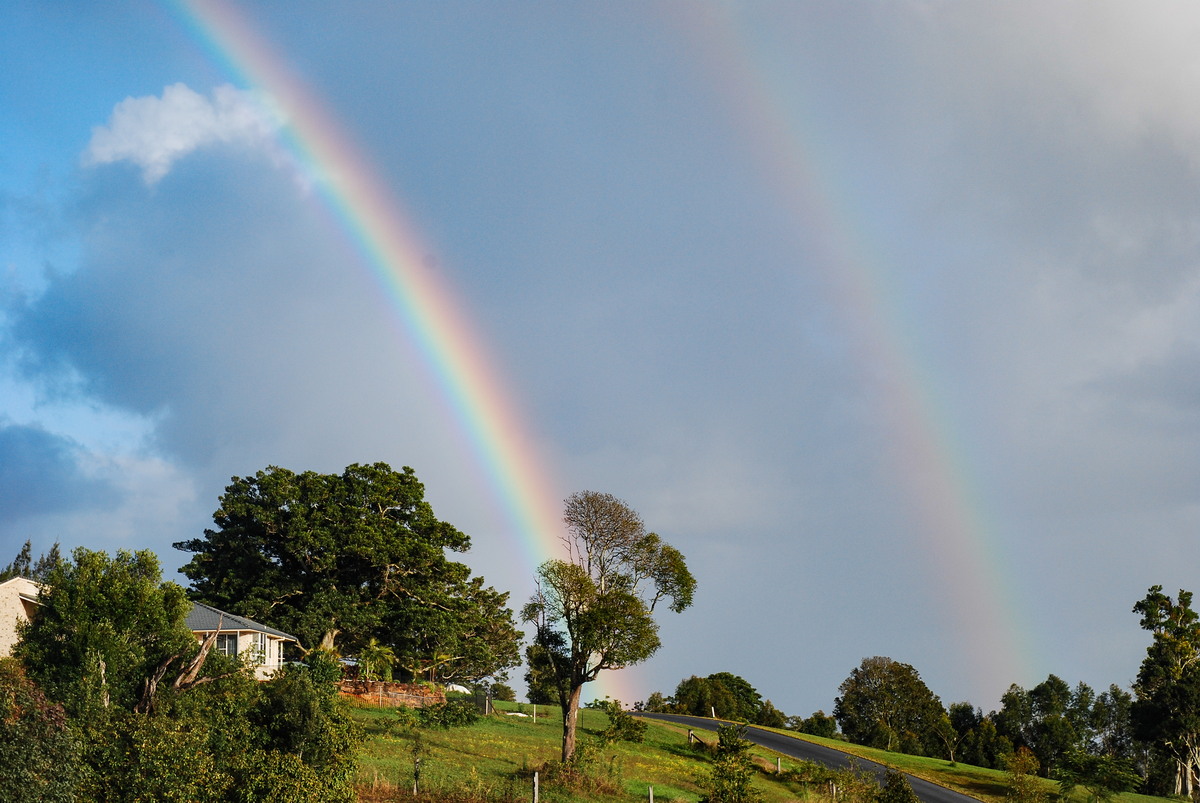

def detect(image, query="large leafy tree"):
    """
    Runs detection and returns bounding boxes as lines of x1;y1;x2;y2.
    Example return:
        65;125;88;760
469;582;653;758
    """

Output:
16;548;198;718
1131;585;1200;798
175;462;520;681
522;490;696;763
833;656;945;754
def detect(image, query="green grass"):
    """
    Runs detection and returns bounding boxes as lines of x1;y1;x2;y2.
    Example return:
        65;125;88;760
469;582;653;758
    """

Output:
349;702;1178;803
350;701;826;802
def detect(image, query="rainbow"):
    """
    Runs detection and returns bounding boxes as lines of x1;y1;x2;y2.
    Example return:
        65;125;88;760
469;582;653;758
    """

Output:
162;0;650;704
164;0;567;572
675;6;1033;700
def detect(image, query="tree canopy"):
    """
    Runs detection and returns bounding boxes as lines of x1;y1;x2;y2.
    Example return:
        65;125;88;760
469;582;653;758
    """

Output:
833;656;945;755
522;490;695;762
174;462;520;682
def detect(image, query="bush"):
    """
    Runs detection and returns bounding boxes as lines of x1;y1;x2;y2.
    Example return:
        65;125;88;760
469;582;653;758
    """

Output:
594;698;648;745
418;699;481;728
700;723;762;803
878;769;920;803
0;658;81;803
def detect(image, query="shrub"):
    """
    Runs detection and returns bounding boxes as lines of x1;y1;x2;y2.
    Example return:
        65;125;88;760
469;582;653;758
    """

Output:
700;723;762;803
0;658;81;803
594;698;648;745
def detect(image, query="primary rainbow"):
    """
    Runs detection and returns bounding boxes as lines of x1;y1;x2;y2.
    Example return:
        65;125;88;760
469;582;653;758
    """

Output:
164;0;652;704
165;0;567;572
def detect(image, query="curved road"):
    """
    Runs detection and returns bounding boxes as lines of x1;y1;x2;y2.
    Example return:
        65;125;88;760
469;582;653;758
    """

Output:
637;713;979;803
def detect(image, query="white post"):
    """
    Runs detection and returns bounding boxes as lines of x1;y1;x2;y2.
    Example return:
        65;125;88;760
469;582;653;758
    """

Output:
777;757;781;774
533;770;539;803
711;706;716;718
648;784;654;803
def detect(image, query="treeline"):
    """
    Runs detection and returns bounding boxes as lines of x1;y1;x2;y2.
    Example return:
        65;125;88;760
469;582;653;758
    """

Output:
641;585;1200;800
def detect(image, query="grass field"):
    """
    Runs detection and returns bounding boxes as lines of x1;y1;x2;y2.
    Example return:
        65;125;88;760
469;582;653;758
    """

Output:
348;700;1177;803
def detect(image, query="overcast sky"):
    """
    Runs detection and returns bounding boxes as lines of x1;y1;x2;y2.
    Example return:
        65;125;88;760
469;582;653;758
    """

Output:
3;1;1199;717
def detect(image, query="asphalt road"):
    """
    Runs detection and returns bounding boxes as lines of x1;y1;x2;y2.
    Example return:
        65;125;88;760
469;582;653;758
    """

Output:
636;713;980;803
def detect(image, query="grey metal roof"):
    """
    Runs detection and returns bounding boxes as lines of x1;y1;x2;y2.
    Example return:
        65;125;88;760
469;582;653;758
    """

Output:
185;601;297;642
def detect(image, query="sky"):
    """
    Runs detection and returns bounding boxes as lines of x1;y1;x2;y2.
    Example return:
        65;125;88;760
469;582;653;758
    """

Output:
3;1;1199;718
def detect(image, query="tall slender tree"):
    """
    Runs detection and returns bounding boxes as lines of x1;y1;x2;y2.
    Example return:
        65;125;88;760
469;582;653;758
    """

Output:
522;491;695;762
1131;585;1200;797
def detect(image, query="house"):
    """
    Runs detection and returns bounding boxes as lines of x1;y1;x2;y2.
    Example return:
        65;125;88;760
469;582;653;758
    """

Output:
1;578;295;680
0;576;41;657
185;601;297;680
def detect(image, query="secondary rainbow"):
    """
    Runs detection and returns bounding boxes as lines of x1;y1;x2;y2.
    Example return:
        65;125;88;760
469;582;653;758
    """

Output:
164;0;566;572
675;7;1034;700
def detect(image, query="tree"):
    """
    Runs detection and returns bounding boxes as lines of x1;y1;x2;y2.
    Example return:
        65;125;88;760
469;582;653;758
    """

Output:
675;675;739;720
757;699;787;728
1004;747;1047;803
358;638;396;681
833;656;945;754
0;540;63;583
175;463;520;682
522;490;695;763
15;548;199;719
524;627;567;705
1131;585;1200;797
791;710;838;738
708;671;763;722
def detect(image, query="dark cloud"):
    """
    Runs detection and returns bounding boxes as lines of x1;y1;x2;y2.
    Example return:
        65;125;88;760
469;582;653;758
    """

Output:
0;423;113;523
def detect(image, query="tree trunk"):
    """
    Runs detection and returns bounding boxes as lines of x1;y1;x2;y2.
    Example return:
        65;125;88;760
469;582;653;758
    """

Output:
560;683;584;763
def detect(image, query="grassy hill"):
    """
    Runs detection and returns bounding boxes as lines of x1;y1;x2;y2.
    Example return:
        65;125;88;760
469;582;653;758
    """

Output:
347;700;1173;803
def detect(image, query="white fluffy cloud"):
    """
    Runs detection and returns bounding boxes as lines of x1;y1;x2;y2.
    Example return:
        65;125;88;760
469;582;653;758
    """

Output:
83;83;283;184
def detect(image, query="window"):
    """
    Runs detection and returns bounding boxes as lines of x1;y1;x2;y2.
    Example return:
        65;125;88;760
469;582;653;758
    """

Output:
215;633;238;657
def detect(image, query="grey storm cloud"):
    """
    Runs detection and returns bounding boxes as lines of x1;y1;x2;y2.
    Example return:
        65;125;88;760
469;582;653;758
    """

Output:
0;424;113;522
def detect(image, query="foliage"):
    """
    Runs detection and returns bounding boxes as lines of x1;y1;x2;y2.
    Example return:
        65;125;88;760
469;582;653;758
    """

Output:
672;672;772;722
359;638;397;681
1130;585;1200;798
15;547;197;718
643;691;670;713
1004;746;1047;803
593;698;648;745
676;674;739;719
757;699;787;728
524;627;567;705
417;699;481;729
1054;751;1141;803
490;681;516;702
833;656;945;755
175;462;521;683
11;547;361;802
0;658;80;803
878;768;921;803
0;540;62;583
709;671;764;722
700;723;762;803
994;675;1091;776
521;490;695;763
790;710;838;738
